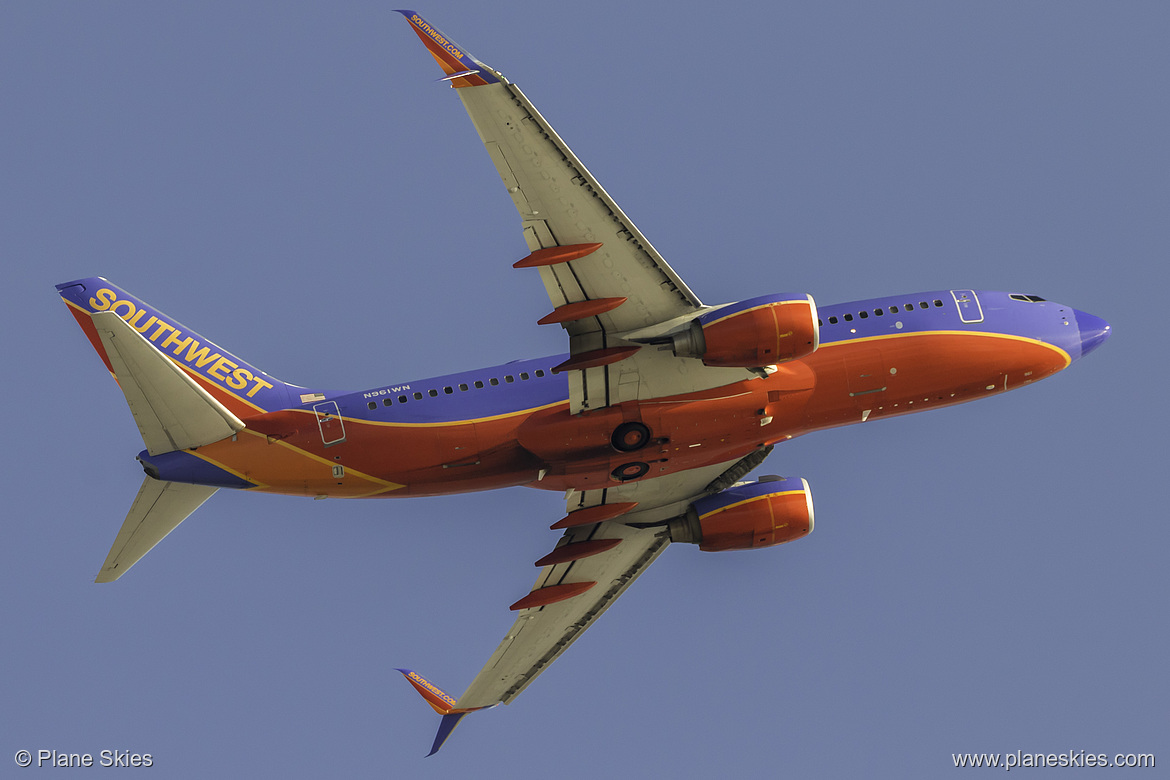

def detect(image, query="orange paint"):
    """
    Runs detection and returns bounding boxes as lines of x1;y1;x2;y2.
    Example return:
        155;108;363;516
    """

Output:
510;581;597;611
696;491;812;552
513;243;603;268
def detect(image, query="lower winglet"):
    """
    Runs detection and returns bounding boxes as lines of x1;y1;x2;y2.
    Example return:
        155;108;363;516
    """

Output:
395;669;494;756
427;712;468;757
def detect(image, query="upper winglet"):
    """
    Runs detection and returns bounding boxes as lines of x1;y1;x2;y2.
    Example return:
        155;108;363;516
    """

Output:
394;10;502;88
396;668;460;715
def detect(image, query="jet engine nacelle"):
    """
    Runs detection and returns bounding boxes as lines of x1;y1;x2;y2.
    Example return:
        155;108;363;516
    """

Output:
669;476;814;552
671;293;819;368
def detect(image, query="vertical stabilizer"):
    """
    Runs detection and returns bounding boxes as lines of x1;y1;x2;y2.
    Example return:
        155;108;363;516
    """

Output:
56;278;296;418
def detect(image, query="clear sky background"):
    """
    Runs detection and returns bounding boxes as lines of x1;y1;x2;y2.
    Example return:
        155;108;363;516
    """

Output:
2;2;1166;777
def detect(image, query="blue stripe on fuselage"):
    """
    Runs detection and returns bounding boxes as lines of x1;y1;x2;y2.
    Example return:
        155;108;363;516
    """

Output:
817;290;1079;358
334;355;571;425
328;290;1074;426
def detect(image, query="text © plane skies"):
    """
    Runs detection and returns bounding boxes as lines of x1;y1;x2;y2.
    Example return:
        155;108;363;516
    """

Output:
56;10;1111;756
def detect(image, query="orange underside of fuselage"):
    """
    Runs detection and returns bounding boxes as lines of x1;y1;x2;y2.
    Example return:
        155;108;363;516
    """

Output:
185;331;1070;498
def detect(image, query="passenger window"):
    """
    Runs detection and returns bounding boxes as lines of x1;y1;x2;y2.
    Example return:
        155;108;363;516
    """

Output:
535;370;545;378
520;372;530;380
474;380;484;389
874;308;884;316
382;398;392;406
933;299;943;307
444;386;453;394
859;310;868;319
428;389;438;397
367;401;376;410
399;395;408;404
904;304;913;312
413;392;423;400
490;378;499;386
459;383;468;391
844;313;854;322
828;316;838;324
889;306;898;314
505;375;514;383
919;301;929;309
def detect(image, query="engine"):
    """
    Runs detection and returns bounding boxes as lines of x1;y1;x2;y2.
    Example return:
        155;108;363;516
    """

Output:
669;476;814;552
670;293;819;368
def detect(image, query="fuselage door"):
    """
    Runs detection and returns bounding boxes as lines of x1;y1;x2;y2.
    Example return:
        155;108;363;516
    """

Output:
951;290;984;324
313;401;346;447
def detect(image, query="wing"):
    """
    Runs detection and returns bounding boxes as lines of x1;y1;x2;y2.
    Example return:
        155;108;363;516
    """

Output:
454;452;767;710
396;11;756;413
396;448;773;753
394;12;779;752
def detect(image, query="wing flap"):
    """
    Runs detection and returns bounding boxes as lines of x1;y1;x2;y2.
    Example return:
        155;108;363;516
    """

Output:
396;12;760;413
456;520;670;709
453;456;754;709
96;477;217;583
93;310;245;455
456;82;701;334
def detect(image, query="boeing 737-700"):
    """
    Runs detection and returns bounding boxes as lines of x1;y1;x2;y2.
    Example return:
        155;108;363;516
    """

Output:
56;10;1110;754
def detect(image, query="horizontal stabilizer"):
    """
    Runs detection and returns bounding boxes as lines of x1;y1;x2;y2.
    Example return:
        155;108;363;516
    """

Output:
93;311;245;455
96;477;217;583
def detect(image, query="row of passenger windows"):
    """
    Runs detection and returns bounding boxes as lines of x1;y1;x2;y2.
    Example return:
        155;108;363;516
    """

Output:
365;369;549;409
819;299;944;326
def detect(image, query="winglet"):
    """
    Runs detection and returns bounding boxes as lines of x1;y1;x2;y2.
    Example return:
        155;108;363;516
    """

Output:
395;669;494;756
427;712;468;757
394;10;502;88
396;668;460;715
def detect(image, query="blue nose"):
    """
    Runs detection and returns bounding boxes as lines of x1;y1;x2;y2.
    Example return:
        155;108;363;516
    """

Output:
1074;310;1110;358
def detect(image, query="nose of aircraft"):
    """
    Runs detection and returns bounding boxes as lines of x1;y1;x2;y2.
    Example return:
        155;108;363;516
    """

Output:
1074;310;1111;358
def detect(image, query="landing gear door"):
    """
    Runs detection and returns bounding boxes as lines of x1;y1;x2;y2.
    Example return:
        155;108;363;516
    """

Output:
951;290;984;324
313;401;346;447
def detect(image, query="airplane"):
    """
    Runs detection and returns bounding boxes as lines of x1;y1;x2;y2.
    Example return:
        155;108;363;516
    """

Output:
55;10;1110;755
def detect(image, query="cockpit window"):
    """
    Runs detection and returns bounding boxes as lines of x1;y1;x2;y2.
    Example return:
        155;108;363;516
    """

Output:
1010;294;1047;302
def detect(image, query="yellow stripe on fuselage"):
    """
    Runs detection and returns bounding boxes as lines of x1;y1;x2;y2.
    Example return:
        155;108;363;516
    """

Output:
817;329;1072;368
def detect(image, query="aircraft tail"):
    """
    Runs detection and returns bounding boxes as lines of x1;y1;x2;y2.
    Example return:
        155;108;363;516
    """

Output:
57;278;297;439
57;278;303;581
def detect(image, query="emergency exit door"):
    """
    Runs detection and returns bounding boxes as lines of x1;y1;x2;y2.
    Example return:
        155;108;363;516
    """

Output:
313;401;346;447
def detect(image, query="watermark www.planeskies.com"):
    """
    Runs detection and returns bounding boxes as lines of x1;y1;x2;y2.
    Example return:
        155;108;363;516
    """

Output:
14;749;153;769
952;750;1155;770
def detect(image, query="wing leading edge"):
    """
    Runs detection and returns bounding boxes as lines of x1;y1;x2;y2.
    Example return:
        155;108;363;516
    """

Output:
393;11;776;753
397;450;772;753
394;10;756;416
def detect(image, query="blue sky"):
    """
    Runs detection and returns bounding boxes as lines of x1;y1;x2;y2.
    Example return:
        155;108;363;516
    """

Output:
2;2;1165;777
